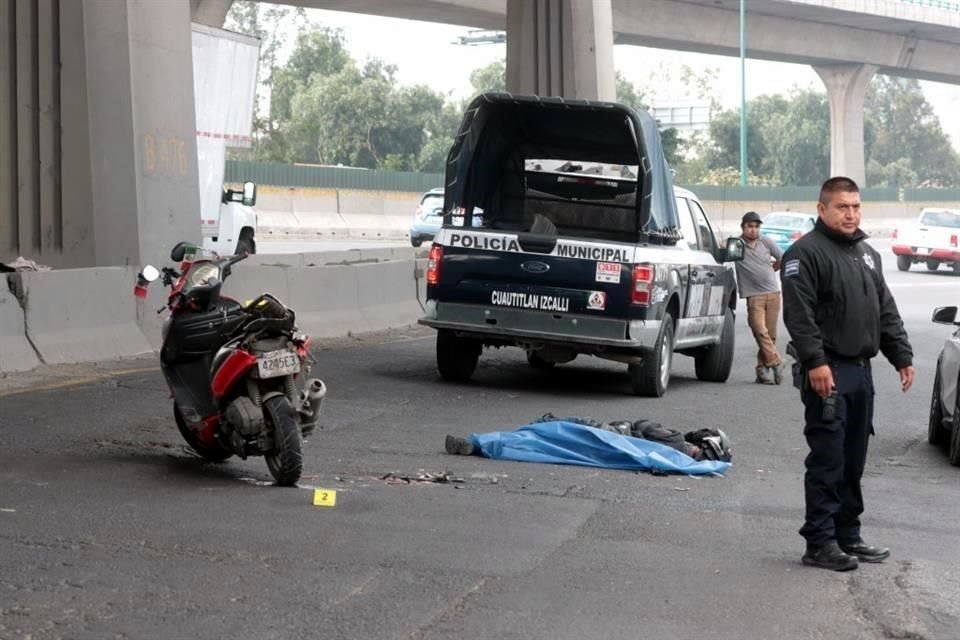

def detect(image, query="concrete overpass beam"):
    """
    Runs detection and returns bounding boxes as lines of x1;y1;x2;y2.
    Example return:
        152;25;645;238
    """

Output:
191;0;234;27
814;63;877;187
505;0;615;101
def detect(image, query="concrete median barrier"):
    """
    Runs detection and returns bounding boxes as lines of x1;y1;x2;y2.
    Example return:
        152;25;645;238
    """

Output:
285;260;421;337
221;265;292;308
9;252;427;374
286;264;363;337
0;278;41;373
11;268;153;365
355;260;424;332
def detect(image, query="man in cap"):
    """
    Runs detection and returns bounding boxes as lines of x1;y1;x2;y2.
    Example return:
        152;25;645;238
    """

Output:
735;211;785;384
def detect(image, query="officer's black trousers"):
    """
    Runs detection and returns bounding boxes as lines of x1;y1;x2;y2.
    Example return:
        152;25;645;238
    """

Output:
799;361;874;546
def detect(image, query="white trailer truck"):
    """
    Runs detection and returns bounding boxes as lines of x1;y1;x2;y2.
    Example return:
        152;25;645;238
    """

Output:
191;23;261;255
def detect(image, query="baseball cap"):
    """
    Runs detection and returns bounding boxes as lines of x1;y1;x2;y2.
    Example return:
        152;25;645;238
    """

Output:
741;211;762;225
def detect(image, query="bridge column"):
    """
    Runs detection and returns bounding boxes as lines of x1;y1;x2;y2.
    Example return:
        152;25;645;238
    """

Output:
505;0;615;101
0;0;201;268
813;63;877;187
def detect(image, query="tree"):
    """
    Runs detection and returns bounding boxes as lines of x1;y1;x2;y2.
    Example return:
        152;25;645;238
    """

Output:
766;91;829;185
698;76;960;187
418;102;464;172
224;1;312;160
270;29;351;123
615;71;648;111
865;75;960;187
469;60;506;95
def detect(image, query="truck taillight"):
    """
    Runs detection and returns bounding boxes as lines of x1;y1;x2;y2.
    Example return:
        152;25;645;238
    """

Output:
951;234;958;248
427;244;443;285
631;265;654;306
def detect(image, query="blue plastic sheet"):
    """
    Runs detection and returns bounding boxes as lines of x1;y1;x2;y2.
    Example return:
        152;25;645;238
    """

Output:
468;421;730;476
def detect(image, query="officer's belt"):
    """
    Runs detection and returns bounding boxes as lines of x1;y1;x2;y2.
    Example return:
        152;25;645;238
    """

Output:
825;351;870;367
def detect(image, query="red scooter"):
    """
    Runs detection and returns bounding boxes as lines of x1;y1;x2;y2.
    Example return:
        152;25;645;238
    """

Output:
135;241;326;486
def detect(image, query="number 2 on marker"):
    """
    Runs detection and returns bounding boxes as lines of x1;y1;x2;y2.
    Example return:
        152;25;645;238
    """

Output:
313;489;336;507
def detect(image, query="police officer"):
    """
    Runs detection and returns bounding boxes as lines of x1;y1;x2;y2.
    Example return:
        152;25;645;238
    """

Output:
781;176;914;572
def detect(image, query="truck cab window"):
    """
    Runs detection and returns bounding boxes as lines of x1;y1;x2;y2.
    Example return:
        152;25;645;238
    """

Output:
689;200;718;255
675;197;699;250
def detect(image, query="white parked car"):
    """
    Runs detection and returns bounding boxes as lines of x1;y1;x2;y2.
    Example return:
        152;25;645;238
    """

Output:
929;305;960;465
892;208;960;272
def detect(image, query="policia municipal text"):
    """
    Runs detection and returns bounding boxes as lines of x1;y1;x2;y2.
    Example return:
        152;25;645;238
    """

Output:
781;176;915;572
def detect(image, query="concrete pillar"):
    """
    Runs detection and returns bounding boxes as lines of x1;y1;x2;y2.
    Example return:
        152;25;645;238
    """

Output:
80;0;202;267
505;0;615;101
1;0;200;268
813;63;877;187
191;0;233;27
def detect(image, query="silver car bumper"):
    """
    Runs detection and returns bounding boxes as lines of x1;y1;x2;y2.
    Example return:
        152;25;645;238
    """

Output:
418;300;661;350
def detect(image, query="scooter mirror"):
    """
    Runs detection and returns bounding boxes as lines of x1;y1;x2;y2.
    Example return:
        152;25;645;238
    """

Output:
141;265;161;283
170;241;198;262
171;243;187;262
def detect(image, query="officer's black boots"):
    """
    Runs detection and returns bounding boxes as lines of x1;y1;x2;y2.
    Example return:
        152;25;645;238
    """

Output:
840;540;891;563
802;542;859;571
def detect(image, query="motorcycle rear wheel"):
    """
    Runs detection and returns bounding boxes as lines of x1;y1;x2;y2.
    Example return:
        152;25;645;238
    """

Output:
263;395;303;486
174;403;232;462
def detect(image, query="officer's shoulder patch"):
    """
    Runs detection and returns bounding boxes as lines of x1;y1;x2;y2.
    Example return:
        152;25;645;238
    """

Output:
783;259;800;277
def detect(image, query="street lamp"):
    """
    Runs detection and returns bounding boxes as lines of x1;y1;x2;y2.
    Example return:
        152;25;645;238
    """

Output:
740;0;747;186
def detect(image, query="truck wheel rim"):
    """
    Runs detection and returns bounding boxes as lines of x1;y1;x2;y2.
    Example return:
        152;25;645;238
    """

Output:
660;338;672;389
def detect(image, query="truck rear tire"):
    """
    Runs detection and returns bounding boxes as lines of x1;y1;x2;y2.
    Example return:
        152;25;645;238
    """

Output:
896;255;911;271
695;308;735;383
926;259;940;271
436;330;481;382
629;313;674;397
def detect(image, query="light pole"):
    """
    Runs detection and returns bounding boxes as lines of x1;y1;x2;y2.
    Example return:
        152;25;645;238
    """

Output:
739;0;747;186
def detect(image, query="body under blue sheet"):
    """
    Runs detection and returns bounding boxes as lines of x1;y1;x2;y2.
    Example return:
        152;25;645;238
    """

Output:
468;421;731;476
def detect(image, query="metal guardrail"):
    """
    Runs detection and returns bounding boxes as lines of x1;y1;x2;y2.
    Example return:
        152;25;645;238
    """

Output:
225;161;443;193
897;0;960;11
227;161;958;203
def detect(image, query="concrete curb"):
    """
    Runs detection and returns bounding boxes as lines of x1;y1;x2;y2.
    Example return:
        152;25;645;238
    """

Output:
0;277;42;374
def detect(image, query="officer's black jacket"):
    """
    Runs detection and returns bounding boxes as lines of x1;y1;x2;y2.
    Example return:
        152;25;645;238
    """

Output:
780;219;913;371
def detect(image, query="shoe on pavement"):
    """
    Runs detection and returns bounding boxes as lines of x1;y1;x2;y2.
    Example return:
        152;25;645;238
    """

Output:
755;367;776;385
770;362;784;385
445;434;476;456
802;542;859;571
840;540;890;563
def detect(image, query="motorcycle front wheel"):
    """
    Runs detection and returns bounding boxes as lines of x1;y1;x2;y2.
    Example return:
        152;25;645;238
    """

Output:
174;402;232;462
263;395;303;486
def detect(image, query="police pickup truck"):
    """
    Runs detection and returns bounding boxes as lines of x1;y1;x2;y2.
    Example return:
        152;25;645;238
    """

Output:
419;94;744;397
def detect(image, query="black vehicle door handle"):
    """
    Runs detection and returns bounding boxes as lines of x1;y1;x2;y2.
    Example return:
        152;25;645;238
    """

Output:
705;271;716;278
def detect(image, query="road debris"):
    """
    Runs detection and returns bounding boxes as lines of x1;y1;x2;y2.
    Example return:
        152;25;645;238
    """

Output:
381;469;464;485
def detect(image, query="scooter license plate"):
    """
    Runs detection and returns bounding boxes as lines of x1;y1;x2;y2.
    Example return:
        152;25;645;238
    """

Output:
258;349;301;379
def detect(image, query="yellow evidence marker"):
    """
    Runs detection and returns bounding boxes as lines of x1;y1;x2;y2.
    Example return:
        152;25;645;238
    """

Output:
313;489;337;507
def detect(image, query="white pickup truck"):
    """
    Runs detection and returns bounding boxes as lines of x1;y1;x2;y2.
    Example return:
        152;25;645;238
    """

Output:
892;207;960;272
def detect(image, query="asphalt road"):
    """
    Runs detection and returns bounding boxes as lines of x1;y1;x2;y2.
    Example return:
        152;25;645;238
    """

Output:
2;238;959;640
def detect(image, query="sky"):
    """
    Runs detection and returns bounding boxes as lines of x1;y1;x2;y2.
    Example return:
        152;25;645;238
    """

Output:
295;7;960;150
